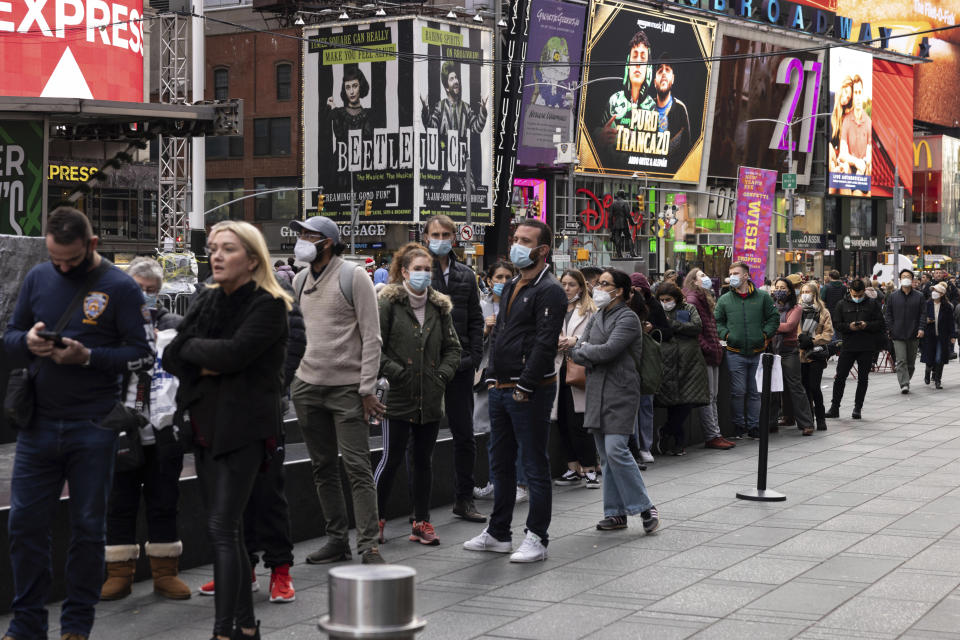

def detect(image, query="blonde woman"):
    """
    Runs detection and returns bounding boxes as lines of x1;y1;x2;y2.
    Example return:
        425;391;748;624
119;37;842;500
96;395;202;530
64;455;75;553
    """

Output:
164;221;291;640
797;282;834;433
552;269;599;487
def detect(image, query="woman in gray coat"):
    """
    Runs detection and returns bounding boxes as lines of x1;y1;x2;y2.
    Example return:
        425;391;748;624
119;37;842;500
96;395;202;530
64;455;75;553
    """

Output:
571;269;659;534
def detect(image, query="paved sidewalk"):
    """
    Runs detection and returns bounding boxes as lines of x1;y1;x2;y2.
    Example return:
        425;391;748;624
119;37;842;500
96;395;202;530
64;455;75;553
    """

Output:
8;360;960;639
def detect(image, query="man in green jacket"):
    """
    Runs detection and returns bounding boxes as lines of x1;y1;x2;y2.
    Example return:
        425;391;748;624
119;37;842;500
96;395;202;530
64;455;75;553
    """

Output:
714;261;779;439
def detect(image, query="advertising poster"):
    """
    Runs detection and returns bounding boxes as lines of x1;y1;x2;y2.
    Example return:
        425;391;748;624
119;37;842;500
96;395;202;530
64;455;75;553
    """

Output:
303;20;416;223
733;166;776;279
415;22;494;223
516;0;586;167
871;59;913;198
0;0;144;101
836;0;960;130
828;47;872;196
708;36;824;184
577;1;715;182
0;120;44;237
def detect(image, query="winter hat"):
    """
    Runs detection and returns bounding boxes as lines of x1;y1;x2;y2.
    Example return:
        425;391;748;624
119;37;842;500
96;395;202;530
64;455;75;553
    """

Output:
933;282;947;297
786;273;803;288
630;272;651;295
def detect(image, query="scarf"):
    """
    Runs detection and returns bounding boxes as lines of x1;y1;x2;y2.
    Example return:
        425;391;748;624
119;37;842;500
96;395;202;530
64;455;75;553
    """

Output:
405;283;428;326
800;302;820;337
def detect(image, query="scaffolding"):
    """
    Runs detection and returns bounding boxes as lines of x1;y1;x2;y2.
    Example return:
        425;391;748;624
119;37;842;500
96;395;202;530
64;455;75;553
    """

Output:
157;12;191;249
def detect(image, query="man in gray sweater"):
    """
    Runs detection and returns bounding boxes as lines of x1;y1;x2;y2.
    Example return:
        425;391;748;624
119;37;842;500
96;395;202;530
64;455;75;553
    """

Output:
883;269;925;394
289;216;387;564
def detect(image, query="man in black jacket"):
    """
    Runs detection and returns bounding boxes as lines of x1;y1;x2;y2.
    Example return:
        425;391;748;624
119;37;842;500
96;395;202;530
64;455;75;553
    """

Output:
827;279;885;420
424;215;487;523
464;220;566;563
820;270;846;318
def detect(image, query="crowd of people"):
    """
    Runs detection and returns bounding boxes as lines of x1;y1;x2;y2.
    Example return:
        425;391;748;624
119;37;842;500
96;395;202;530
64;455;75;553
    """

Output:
8;206;960;640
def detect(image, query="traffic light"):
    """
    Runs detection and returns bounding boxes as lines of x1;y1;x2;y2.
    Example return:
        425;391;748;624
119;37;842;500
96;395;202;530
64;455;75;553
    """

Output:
635;193;644;210
364;199;372;216
317;193;325;211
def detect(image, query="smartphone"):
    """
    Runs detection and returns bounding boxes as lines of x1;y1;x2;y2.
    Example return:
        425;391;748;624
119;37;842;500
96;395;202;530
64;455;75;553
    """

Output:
36;329;66;348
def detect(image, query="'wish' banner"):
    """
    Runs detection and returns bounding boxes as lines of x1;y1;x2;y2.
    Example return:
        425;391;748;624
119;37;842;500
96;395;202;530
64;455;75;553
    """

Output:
733;166;776;280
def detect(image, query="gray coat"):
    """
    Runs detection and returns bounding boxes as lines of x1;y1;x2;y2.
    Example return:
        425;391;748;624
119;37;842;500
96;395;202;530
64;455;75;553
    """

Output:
570;303;643;435
884;287;924;340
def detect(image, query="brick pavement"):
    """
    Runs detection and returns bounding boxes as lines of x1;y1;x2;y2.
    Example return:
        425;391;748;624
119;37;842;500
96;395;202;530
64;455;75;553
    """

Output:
7;359;960;639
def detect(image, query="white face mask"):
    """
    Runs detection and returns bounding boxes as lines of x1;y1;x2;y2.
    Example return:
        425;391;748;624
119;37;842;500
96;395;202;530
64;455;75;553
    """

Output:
901;279;913;289
661;300;676;312
700;276;712;289
593;289;613;309
932;291;942;300
294;238;321;263
801;293;814;304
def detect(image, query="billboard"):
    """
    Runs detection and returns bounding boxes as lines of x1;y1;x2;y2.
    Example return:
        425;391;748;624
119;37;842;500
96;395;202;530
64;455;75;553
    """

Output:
0;0;144;101
576;1;715;182
836;0;960;130
516;0;586;167
304;18;493;224
415;21;494;222
733;166;777;279
304;20;416;223
828;47;872;196
0;120;44;236
707;36;824;185
870;59;913;198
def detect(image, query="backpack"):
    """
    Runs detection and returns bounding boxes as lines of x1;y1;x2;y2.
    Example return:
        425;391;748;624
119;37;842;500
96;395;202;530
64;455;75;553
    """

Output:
636;330;663;396
293;261;358;307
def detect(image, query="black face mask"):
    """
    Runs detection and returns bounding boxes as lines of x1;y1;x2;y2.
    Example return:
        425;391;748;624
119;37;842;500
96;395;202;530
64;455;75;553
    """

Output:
54;246;92;279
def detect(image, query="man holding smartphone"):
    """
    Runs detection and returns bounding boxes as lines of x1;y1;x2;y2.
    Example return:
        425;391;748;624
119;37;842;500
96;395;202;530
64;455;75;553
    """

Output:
3;207;155;640
827;278;885;420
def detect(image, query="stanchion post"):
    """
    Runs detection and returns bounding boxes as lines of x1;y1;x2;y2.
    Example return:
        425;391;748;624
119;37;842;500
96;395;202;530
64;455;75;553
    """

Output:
737;352;786;502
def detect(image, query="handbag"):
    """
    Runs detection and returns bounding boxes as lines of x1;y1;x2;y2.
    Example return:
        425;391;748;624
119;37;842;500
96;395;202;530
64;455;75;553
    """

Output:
564;357;586;389
3;262;109;431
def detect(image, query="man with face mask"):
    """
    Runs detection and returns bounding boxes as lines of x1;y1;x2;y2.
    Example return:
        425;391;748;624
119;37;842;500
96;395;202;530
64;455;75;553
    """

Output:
464;220;566;563
421;215;487;523
883;269;925;394
288;215;388;565
3;207;155;640
827;278;885;419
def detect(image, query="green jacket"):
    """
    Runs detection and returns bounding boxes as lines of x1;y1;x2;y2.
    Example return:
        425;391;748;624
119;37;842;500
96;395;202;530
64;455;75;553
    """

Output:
714;283;779;354
378;284;462;424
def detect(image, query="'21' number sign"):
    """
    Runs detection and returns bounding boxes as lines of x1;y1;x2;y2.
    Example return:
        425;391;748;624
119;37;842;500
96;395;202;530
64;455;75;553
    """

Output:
769;58;823;154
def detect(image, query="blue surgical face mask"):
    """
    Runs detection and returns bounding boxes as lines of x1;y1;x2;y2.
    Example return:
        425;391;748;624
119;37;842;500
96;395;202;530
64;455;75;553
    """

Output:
408;270;431;292
851;296;864;303
729;274;742;289
492;282;505;297
701;276;712;289
510;243;535;269
143;293;158;309
428;239;452;256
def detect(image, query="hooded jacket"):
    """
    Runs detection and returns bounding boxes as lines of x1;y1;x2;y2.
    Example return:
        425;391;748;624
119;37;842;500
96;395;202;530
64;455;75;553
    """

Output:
377;283;461;424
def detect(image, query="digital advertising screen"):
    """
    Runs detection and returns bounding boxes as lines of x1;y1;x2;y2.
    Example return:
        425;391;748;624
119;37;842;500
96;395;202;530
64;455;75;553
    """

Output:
828;47;873;196
576;1;715;182
707;35;824;185
870;59;913;198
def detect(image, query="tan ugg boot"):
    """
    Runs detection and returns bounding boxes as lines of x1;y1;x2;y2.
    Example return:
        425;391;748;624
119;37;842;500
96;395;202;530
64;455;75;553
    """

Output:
145;541;191;600
101;544;139;600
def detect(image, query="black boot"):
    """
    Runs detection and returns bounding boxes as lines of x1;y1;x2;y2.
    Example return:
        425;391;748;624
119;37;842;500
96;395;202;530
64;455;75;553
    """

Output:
815;405;827;431
824;404;840;419
935;365;944;389
925;365;932;385
851;407;862;420
233;621;261;640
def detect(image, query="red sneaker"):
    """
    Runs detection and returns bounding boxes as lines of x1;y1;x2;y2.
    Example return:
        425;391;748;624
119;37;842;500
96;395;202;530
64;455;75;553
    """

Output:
269;564;295;603
378;519;386;544
197;568;259;596
409;521;440;546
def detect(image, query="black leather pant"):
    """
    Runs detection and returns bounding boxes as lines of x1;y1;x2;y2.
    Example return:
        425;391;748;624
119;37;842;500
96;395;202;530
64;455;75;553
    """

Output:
195;442;263;637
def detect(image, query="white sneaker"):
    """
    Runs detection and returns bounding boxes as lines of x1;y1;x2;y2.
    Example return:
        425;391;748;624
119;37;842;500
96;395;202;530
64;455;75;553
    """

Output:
515;486;529;503
463;528;512;553
584;471;601;489
473;482;495;500
509;531;548;563
639;450;655;464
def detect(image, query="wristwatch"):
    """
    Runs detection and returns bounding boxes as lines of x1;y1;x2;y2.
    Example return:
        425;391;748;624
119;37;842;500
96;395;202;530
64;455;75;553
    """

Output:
512;388;528;402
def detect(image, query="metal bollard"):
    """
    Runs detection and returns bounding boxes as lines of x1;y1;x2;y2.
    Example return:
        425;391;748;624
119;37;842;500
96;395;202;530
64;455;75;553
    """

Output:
737;352;786;502
318;565;426;639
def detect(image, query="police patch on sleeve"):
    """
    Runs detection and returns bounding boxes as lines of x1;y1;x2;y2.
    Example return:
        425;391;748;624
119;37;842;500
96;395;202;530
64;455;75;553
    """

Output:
141;304;152;322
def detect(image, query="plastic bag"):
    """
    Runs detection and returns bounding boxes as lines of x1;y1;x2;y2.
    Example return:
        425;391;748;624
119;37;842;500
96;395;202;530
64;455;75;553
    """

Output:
151;329;179;428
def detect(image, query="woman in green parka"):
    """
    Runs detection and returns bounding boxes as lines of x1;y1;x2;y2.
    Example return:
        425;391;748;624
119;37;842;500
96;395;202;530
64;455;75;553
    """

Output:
373;242;461;547
654;282;709;456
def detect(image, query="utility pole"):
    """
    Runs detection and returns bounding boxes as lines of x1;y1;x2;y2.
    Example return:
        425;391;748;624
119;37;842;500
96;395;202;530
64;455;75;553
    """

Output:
893;132;903;282
350;171;356;256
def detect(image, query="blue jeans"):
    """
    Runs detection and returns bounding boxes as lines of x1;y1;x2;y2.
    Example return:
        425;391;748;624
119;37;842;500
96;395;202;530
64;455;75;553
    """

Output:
725;352;761;435
487;385;554;544
627;395;654;454
594;433;654;517
7;418;118;640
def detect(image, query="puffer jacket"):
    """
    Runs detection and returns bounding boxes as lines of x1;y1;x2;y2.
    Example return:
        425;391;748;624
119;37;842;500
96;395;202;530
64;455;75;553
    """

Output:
570;302;643;435
684;287;722;366
715;283;779;354
431;253;484;371
377;283;461;424
831;294;884;352
655;301;709;408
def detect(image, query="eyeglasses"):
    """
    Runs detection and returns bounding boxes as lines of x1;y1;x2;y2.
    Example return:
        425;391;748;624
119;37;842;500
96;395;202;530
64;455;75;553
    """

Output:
595;280;615;289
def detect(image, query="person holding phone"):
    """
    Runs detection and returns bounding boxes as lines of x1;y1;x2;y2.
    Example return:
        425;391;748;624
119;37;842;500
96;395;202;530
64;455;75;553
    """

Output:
653;283;708;457
827;279;885;420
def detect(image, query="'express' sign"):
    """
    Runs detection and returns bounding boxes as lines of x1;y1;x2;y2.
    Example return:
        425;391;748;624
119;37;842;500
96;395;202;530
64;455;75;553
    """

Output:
0;0;144;101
